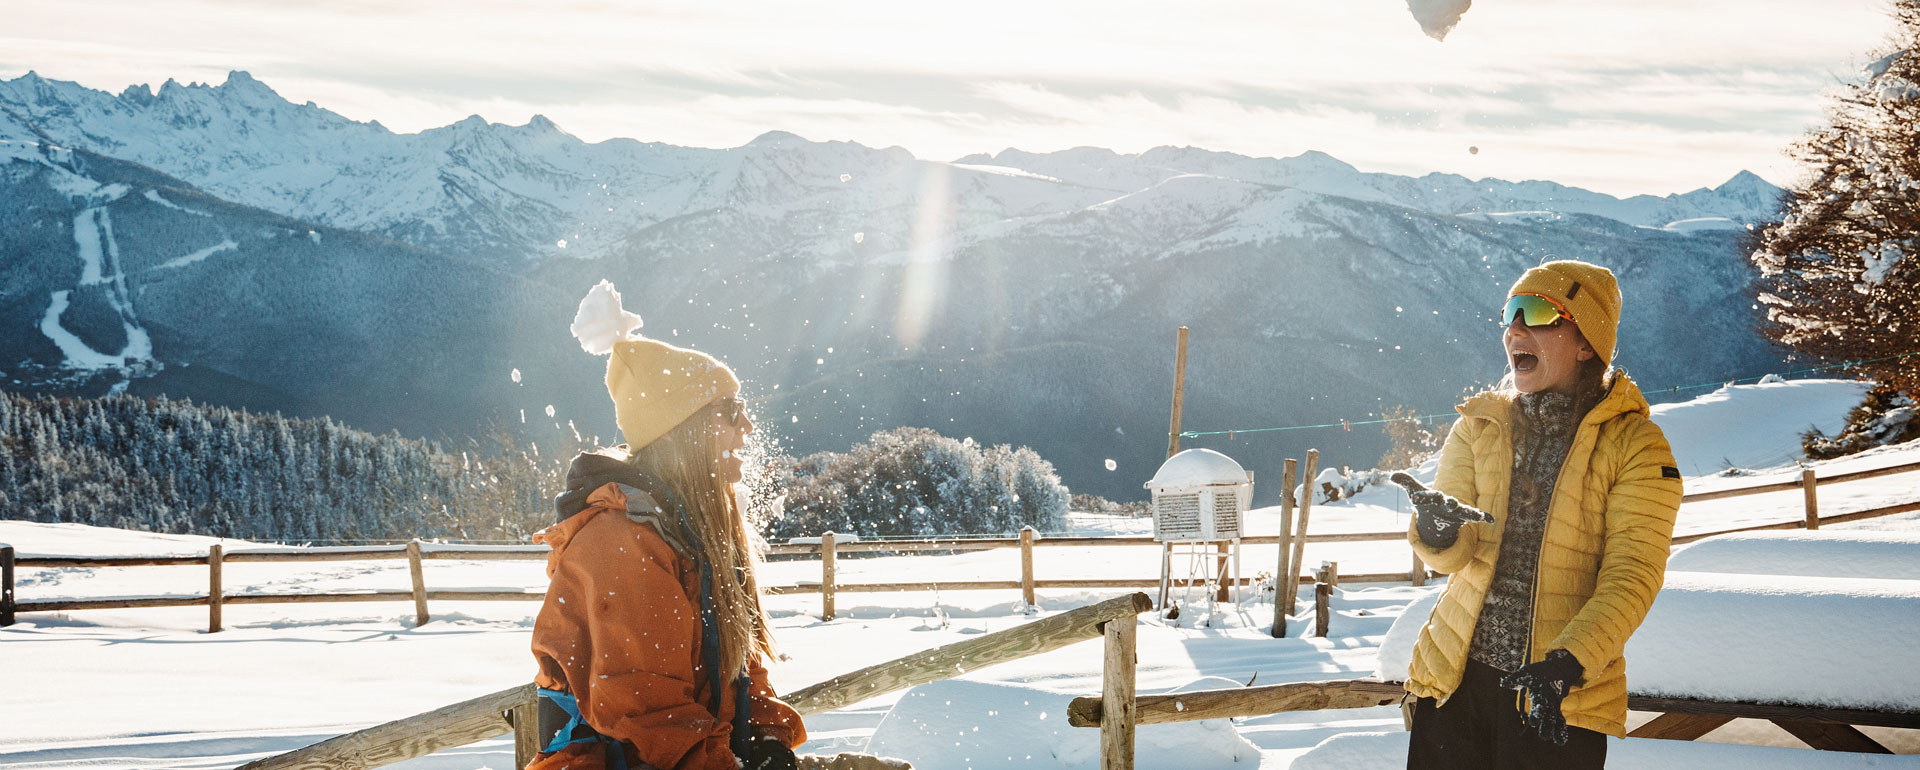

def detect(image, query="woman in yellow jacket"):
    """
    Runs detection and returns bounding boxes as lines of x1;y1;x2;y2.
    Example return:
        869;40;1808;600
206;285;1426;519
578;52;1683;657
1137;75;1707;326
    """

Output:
1394;261;1683;769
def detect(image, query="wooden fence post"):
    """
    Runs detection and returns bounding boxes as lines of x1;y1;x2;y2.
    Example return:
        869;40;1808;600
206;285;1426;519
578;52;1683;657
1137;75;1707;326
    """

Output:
822;532;837;621
1101;616;1138;770
1272;459;1297;637
208;544;224;633
508;692;540;769
1282;450;1319;624
1020;527;1037;607
1410;548;1427;587
1803;468;1820;530
2;544;14;627
407;539;430;627
1314;561;1337;638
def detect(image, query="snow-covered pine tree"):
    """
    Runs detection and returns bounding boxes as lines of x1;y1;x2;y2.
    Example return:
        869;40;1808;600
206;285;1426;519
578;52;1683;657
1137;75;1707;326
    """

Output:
1750;0;1920;457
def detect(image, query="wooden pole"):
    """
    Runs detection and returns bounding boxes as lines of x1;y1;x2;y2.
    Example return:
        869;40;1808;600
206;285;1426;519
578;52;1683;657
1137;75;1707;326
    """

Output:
508;695;540;769
1156;542;1173;611
1214;541;1230;603
1101;617;1138;770
208;544;224;633
406;540;430;627
1272;459;1297;637
822;532;837;621
2;544;14;627
1020;527;1037;607
1410;548;1427;587
1166;327;1189;459
1802;468;1820;530
1282;450;1319;623
1314;561;1335;638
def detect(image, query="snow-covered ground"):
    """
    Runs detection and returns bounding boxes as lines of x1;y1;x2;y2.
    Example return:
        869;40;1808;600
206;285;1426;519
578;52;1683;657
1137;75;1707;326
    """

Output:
2;380;1916;769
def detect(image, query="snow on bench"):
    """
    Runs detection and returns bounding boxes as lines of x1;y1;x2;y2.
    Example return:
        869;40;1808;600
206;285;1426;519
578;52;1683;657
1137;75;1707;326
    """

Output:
1376;571;1920;712
1289;730;1916;770
1667;530;1920;581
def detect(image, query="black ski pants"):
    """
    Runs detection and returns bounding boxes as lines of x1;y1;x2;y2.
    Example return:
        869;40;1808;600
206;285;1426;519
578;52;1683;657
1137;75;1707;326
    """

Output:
1407;659;1607;770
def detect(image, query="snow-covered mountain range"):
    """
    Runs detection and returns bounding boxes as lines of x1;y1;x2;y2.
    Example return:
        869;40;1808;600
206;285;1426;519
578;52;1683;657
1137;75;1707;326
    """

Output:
0;70;1792;499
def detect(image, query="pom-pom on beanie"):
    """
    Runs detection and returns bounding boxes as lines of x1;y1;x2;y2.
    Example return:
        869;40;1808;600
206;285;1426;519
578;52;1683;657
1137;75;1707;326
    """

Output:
1508;260;1624;364
570;281;740;450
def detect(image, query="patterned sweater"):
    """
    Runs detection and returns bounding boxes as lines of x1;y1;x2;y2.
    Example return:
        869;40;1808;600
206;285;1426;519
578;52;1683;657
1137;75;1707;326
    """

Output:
1468;391;1578;673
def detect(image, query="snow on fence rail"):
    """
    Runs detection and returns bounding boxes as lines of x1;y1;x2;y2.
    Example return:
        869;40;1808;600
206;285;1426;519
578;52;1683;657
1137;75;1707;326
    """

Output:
2;459;1916;631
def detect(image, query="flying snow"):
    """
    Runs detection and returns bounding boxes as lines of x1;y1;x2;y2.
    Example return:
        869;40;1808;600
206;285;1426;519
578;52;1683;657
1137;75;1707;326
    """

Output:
1104;459;1118;472
510;368;522;384
570;280;644;356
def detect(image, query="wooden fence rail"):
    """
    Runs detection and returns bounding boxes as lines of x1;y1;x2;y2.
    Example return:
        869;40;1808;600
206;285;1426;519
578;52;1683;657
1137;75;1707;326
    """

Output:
236;592;1155;770
4;459;1915;631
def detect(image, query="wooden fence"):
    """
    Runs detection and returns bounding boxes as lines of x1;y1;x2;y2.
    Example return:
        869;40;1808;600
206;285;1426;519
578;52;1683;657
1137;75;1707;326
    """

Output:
233;592;1155;770
2;459;1915;632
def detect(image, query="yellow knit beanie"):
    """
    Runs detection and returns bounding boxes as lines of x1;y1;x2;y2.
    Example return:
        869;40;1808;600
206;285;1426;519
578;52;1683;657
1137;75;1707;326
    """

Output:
605;339;739;450
571;281;740;450
1509;260;1624;364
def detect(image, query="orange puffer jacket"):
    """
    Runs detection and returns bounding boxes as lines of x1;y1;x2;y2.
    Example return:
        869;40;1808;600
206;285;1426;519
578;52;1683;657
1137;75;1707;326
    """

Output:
528;481;805;770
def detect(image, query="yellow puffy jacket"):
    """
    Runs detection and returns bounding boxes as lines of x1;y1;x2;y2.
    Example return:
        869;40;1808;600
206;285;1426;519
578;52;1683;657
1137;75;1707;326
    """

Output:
1406;373;1683;737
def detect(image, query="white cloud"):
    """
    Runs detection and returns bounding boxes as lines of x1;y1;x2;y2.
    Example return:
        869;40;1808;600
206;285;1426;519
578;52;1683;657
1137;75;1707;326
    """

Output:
0;0;1894;195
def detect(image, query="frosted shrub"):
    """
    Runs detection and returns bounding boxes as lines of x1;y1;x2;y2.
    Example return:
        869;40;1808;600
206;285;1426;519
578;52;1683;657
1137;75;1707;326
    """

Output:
768;427;1068;539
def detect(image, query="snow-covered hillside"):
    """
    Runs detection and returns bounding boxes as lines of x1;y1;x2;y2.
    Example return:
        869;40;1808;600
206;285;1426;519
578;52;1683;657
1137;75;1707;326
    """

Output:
2;378;1915;769
0;70;1800;502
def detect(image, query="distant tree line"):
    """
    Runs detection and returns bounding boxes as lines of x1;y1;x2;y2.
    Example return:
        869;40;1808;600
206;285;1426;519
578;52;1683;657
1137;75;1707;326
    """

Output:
0;393;1072;543
0;391;566;542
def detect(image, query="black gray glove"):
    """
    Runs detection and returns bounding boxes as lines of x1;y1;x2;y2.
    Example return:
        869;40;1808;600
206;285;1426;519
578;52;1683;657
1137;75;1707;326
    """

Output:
745;733;798;770
1499;649;1584;746
1389;472;1494;548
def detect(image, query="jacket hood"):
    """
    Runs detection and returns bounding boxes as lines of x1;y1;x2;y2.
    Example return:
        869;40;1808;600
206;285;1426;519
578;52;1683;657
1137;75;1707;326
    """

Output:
1456;369;1652;427
534;447;698;562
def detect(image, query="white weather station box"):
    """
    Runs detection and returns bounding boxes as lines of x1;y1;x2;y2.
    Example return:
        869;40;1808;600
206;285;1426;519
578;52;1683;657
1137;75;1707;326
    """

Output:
1145;448;1253;543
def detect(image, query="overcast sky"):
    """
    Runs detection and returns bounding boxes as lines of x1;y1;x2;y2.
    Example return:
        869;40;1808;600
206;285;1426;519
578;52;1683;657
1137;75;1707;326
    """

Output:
0;0;1898;196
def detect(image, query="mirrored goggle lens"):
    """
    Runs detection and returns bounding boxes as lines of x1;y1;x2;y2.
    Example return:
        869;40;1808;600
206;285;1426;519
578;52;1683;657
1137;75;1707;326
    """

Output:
1502;295;1566;327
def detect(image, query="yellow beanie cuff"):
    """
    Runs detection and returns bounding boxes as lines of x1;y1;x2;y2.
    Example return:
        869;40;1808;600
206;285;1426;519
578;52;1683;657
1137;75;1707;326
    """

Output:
1509;260;1623;364
605;339;740;450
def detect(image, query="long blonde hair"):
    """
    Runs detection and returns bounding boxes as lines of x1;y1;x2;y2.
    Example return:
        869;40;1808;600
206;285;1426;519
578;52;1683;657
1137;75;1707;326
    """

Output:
627;405;774;680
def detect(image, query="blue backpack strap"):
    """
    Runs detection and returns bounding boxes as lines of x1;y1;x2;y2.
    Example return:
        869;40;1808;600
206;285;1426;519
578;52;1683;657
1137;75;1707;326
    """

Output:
536;687;629;770
536;687;593;754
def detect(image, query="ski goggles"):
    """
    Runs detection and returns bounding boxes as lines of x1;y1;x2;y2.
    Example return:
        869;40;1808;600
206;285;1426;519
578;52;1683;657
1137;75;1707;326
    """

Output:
1502;293;1574;328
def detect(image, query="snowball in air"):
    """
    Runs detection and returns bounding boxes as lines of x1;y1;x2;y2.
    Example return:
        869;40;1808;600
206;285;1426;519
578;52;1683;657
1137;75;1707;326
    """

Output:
571;280;644;356
854;232;865;244
510;368;522;384
1104;459;1118;471
1406;0;1471;41
545;405;556;418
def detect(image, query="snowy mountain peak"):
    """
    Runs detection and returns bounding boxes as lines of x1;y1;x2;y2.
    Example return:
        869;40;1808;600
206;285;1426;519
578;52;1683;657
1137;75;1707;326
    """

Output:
746;129;809;148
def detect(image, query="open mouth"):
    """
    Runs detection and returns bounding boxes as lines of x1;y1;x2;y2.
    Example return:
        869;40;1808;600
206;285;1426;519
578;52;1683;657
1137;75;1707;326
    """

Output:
1511;352;1539;373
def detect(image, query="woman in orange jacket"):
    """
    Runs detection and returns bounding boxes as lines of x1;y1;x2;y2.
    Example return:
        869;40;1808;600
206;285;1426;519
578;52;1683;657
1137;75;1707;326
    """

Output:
528;282;905;770
1393;261;1683;770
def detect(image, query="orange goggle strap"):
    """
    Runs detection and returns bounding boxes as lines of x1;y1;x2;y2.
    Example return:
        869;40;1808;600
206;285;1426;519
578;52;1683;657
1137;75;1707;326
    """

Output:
1503;293;1575;327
